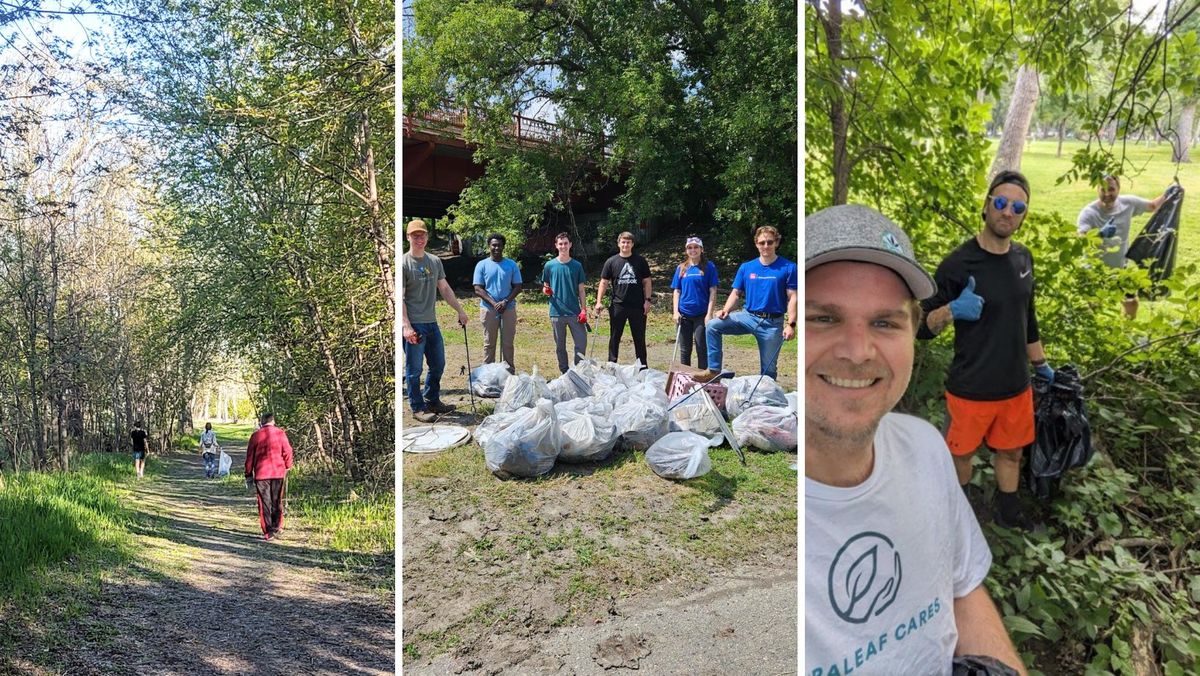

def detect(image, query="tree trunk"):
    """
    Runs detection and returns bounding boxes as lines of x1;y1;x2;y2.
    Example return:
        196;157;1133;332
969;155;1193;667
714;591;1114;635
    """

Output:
989;65;1040;180
1056;120;1066;158
1172;103;1195;163
819;1;851;205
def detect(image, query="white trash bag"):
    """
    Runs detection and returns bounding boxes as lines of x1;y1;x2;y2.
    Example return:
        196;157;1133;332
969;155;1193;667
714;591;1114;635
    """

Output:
639;368;668;392
668;395;723;436
218;451;232;477
547;370;592;404
613;395;669;451
725;375;789;418
786;391;798;414
483;399;560;479
495;367;550;414
470;362;512;398
556;399;620;463
645;431;722;479
732;405;798;452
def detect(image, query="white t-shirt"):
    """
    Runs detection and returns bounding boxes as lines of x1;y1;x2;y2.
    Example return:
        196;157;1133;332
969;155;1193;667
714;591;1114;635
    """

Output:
1076;195;1152;268
805;413;992;676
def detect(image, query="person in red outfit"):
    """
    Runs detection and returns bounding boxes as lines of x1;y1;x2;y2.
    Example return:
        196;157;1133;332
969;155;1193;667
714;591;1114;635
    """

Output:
245;412;294;540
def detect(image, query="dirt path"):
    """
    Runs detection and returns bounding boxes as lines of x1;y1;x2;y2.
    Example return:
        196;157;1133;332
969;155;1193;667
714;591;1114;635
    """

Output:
54;447;394;675
405;563;796;675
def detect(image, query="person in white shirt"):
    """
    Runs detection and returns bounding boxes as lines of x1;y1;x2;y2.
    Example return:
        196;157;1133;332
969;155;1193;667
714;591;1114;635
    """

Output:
199;422;221;479
804;204;1025;676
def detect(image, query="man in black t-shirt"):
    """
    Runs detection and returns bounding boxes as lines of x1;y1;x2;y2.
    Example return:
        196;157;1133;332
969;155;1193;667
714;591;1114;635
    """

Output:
130;421;149;479
919;170;1055;531
593;231;653;366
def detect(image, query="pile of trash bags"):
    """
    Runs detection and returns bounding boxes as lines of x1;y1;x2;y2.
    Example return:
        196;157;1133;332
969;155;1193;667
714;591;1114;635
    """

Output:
473;360;797;481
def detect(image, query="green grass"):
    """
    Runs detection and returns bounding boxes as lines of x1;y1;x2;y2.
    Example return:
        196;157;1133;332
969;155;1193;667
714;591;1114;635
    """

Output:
1005;139;1200;278
0;453;136;600
287;463;395;554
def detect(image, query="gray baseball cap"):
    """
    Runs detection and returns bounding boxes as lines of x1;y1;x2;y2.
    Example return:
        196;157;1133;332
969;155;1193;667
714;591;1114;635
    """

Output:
805;204;936;300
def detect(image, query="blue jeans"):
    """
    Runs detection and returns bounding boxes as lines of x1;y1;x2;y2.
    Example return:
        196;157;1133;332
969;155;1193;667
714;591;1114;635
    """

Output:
705;311;785;379
404;322;446;412
202;451;218;477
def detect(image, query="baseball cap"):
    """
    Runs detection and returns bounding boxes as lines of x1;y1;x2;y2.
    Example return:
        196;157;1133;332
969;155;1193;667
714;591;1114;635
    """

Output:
407;219;429;235
805;204;936;300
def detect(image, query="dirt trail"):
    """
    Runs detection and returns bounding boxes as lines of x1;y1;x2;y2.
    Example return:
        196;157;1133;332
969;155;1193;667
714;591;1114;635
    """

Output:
52;447;394;675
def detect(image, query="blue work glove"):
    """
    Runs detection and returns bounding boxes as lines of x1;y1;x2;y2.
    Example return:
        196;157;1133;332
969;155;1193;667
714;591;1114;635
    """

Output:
1099;218;1117;238
1035;362;1055;383
948;276;984;321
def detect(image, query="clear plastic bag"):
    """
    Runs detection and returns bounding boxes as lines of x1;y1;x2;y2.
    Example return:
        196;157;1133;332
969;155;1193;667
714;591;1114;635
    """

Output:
547;370;592;404
732;405;798;452
218;451;232;476
555;398;620;463
645;431;721;479
638;368;668;392
483;399;560;479
613;395;668;451
470;362;512;398
724;375;788;418
668;396;723;436
495;367;550;414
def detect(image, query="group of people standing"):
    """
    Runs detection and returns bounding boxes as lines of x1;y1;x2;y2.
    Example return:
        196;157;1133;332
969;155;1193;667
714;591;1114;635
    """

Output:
401;220;798;422
804;169;1182;674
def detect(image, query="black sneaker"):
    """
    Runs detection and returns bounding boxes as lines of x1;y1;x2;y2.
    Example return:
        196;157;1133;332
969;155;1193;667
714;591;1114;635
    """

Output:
428;401;455;414
993;506;1035;531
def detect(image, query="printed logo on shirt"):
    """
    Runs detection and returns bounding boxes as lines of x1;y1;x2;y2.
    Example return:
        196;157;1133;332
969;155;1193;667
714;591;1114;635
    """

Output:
618;262;638;285
827;531;902;624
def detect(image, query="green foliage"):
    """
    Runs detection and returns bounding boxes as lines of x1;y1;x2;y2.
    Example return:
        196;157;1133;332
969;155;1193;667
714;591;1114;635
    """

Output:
0;455;134;599
406;0;796;257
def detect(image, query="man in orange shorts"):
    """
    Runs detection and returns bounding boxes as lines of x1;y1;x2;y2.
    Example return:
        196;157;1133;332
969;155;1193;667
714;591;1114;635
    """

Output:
918;170;1054;530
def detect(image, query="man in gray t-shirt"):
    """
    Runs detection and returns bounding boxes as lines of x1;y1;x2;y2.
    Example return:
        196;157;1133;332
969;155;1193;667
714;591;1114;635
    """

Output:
1076;175;1169;318
402;219;470;423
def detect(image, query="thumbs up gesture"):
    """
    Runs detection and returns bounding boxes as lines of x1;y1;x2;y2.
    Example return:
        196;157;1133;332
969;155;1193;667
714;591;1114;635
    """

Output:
948;276;984;321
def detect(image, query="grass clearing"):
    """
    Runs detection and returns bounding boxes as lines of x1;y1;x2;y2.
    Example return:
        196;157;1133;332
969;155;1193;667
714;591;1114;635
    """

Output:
1003;139;1200;280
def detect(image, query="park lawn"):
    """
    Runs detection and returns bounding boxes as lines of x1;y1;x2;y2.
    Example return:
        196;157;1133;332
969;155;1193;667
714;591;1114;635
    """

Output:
1001;139;1200;277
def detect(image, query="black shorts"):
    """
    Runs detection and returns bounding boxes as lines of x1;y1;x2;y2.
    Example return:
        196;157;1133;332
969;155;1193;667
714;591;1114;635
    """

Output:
132;450;146;460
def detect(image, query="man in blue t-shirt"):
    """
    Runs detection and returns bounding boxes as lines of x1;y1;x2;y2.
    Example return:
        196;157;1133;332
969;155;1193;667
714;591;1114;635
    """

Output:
695;226;798;381
473;233;523;372
541;232;590;373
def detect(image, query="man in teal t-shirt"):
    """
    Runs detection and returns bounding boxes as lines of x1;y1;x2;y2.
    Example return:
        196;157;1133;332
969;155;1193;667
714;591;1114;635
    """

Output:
540;232;589;373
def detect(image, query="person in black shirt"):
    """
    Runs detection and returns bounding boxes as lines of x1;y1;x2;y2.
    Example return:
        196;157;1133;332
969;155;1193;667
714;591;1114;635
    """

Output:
592;231;653;366
130;420;149;479
918;170;1054;530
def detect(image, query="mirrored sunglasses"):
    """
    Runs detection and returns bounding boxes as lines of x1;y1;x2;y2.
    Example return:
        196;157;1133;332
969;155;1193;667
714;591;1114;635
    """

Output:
990;195;1027;215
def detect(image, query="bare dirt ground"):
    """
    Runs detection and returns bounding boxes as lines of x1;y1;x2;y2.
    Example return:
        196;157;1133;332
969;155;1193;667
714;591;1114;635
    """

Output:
12;447;394;675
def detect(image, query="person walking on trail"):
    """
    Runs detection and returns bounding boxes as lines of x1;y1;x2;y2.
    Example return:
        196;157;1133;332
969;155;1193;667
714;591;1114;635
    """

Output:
402;219;470;424
694;226;797;382
473;233;523;373
541;231;589;374
670;236;719;369
1076;174;1176;319
804;203;1026;676
130;420;149;479
593;231;652;367
199;423;220;479
919;170;1054;531
245;412;294;541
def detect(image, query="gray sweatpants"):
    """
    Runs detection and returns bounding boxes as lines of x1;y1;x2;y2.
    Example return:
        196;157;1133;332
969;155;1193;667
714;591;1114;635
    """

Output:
550;315;588;374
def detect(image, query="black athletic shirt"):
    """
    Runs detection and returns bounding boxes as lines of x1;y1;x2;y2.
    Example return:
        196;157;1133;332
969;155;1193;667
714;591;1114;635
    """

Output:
131;428;148;453
600;253;651;308
918;237;1041;400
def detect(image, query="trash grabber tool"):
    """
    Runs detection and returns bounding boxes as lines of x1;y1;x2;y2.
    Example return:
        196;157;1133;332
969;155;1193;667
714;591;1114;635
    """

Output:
462;322;478;417
668;322;681;374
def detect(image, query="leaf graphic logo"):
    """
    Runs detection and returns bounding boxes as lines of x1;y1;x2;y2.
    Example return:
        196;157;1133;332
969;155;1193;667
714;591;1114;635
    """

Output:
827;531;902;624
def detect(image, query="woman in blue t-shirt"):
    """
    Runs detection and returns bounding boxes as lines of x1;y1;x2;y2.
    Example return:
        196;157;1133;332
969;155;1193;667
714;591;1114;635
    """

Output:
670;236;719;369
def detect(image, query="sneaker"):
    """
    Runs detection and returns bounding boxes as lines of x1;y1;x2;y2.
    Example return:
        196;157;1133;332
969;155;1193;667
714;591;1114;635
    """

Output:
692;369;722;383
993;507;1035;531
428;401;456;414
413;410;438;423
263;532;273;541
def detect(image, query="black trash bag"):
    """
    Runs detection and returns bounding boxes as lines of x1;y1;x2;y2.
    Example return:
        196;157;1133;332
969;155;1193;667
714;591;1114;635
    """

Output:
952;655;1020;676
1126;185;1184;299
1023;364;1093;500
